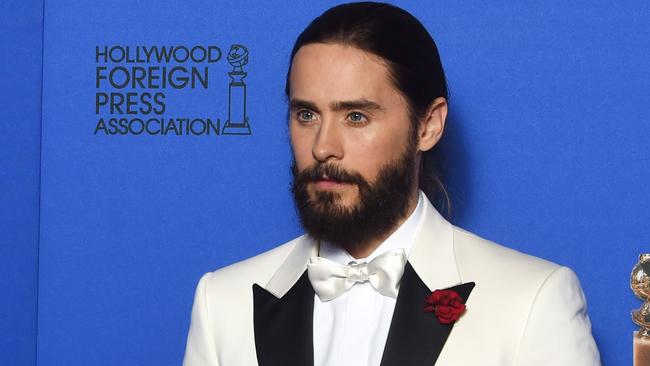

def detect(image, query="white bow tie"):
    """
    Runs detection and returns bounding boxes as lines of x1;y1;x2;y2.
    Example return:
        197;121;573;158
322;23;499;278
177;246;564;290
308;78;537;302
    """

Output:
307;249;408;302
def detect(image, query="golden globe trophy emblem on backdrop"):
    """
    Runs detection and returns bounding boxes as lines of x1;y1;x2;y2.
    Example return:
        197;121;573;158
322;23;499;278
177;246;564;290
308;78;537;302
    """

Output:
631;254;650;365
222;44;251;135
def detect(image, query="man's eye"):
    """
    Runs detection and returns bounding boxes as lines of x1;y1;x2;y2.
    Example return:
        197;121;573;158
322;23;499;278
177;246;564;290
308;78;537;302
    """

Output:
348;111;368;124
297;110;315;122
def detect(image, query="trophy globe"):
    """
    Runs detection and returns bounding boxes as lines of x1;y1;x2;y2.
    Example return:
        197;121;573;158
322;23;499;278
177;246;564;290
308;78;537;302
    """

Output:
228;45;248;72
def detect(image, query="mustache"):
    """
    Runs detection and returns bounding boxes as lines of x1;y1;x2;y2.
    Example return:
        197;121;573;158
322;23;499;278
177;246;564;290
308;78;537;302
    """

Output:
293;163;368;187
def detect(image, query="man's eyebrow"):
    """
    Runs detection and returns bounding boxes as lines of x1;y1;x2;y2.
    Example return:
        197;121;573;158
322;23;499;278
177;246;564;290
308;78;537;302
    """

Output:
290;99;321;113
289;98;385;113
331;99;384;112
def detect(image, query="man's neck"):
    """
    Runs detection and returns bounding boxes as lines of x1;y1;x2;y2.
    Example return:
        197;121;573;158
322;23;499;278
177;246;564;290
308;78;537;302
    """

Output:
344;191;420;259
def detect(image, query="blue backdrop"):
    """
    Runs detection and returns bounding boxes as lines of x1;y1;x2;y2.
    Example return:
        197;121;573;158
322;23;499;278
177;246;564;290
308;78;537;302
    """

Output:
0;1;42;365
2;1;649;365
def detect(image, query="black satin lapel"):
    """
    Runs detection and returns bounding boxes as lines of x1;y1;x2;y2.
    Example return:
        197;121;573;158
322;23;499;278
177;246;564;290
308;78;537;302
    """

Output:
380;262;475;366
253;271;314;366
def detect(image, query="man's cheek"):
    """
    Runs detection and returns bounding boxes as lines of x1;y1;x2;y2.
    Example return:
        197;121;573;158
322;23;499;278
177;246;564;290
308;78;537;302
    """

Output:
293;158;311;175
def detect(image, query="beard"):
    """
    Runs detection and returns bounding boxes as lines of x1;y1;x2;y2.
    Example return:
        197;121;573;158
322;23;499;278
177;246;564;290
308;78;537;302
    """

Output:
291;146;417;253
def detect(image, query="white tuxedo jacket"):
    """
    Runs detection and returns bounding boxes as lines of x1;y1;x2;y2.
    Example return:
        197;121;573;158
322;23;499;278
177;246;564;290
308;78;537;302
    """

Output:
183;198;600;365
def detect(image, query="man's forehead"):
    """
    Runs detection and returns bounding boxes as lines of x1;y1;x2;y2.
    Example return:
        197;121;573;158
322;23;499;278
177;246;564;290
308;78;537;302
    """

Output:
288;43;401;107
290;43;391;79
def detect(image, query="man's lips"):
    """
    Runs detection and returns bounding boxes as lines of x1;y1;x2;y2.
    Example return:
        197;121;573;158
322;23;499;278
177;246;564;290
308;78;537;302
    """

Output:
313;177;351;189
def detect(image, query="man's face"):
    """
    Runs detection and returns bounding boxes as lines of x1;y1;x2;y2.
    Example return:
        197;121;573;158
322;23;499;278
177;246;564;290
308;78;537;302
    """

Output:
289;43;418;248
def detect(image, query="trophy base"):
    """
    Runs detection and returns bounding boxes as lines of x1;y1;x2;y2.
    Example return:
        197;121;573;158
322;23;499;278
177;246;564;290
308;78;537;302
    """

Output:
635;331;650;366
222;121;251;135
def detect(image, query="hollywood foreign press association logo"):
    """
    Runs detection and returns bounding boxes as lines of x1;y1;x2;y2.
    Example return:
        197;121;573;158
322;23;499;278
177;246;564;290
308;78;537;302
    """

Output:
93;44;251;137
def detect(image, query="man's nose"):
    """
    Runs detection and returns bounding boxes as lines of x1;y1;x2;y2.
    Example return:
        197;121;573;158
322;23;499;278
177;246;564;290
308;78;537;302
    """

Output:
312;119;343;163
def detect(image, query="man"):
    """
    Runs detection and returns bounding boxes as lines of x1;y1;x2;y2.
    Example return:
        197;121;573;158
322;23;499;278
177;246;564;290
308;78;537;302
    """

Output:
183;2;600;365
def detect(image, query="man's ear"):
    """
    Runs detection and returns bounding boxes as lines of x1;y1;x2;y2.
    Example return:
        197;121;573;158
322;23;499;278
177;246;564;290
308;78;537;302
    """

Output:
417;97;447;152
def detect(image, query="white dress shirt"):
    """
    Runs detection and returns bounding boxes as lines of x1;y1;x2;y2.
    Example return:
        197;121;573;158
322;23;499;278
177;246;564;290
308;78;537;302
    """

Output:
312;191;425;366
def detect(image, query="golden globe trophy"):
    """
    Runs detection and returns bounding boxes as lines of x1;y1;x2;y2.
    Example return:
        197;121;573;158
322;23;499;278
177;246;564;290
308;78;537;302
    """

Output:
631;254;650;365
222;44;251;135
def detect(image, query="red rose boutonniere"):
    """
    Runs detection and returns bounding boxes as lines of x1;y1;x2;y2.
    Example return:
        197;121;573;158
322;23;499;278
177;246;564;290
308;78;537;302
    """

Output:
424;289;466;324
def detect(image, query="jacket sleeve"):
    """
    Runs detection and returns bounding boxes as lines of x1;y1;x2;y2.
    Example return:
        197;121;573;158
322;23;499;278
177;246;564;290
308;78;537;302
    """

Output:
515;266;601;365
183;272;220;366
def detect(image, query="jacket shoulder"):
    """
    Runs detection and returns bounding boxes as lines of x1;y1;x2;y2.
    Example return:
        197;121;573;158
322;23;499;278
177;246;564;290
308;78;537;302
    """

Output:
201;235;305;292
452;226;560;282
